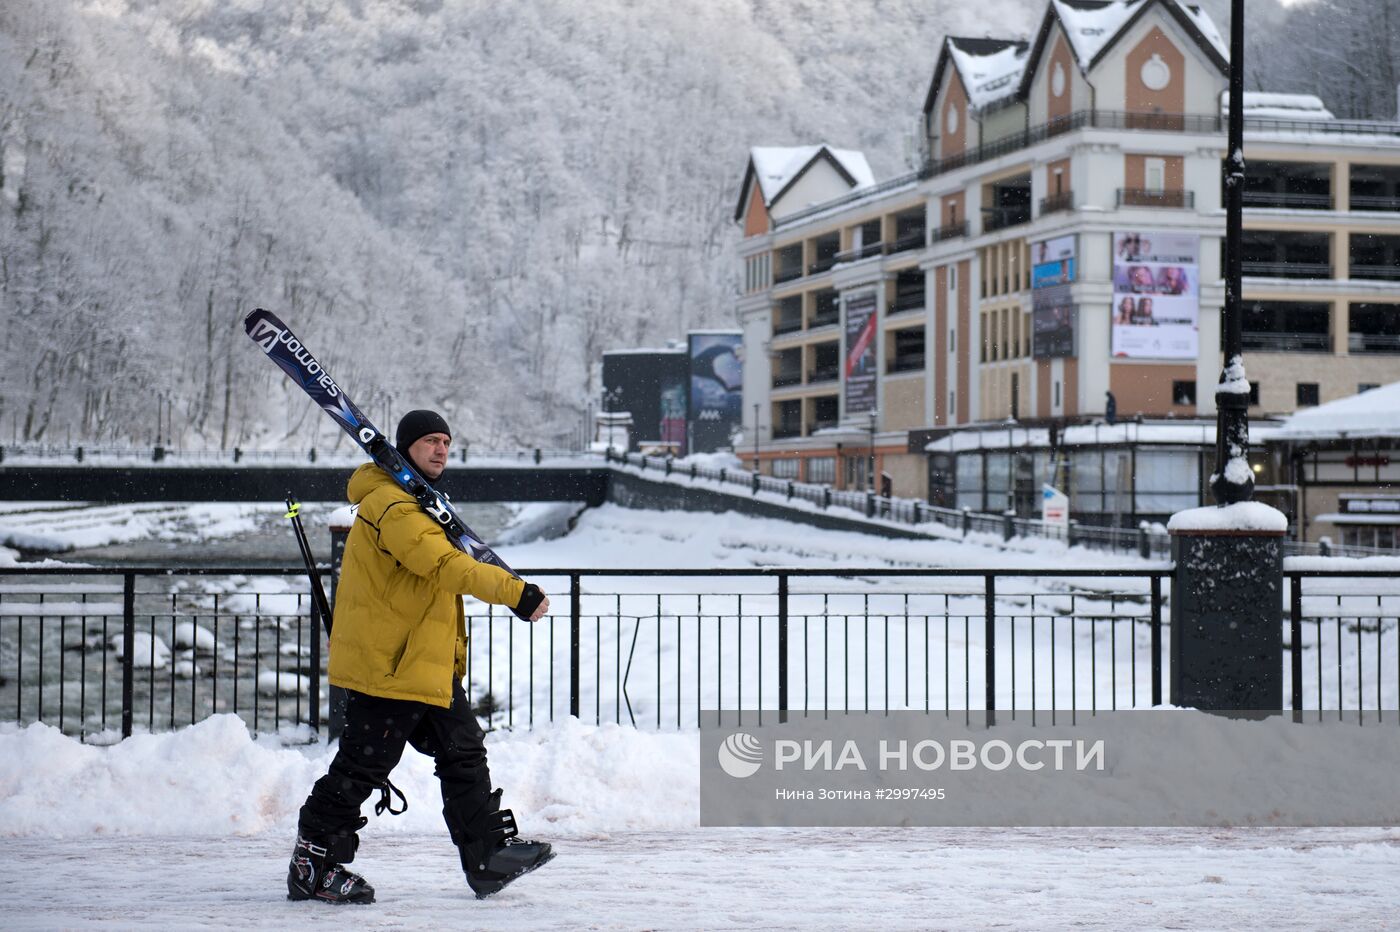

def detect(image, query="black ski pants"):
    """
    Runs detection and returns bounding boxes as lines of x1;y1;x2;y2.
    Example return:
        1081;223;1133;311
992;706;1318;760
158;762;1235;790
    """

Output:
298;682;494;855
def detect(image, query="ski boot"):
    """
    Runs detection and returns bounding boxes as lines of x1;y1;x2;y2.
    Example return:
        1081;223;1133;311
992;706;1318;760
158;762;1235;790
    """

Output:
287;831;375;905
453;796;555;899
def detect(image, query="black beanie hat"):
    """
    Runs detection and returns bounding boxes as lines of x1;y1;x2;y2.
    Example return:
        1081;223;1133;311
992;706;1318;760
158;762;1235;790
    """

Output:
395;409;452;456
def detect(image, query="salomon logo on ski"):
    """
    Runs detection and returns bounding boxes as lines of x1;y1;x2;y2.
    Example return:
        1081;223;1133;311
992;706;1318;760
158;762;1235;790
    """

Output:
242;308;518;578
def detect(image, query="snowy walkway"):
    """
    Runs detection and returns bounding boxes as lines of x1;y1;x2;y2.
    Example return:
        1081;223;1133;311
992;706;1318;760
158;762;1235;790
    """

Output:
4;827;1397;930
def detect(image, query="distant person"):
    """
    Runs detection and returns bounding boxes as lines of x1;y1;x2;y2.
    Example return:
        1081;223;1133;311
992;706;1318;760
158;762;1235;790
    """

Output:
287;410;554;904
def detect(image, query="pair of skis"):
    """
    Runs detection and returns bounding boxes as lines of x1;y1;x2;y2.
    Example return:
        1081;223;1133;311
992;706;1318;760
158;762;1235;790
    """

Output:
245;309;525;606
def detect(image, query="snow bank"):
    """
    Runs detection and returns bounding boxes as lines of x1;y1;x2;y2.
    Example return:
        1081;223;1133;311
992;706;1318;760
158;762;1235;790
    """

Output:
0;716;697;839
1168;502;1288;533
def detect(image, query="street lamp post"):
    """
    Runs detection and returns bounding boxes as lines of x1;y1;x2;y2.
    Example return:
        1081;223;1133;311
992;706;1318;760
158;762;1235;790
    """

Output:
1210;0;1254;506
753;402;761;474
867;410;878;494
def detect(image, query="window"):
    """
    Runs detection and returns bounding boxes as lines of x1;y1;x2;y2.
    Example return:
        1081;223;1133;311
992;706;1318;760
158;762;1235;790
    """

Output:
806;457;835;484
889;327;926;373
1145;158;1166;192
1172;380;1197;406
1239;301;1331;353
1249;381;1260;406
1135;450;1201;514
1296;383;1319;407
949;266;957;290
1360;383;1380;393
771;458;800;479
1054;381;1061;407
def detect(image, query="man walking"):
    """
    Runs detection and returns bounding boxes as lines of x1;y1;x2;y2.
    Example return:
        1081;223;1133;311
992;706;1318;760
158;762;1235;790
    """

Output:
288;410;554;904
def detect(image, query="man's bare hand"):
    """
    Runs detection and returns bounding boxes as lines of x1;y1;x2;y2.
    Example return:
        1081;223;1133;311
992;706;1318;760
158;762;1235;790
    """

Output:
530;594;550;622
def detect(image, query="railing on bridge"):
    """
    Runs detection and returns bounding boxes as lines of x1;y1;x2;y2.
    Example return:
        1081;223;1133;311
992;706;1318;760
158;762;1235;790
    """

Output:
0;443;593;466
3;564;1394;739
607;449;1393;562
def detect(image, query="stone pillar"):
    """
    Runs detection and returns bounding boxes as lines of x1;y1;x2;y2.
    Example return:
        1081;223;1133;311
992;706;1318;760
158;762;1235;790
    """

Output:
1169;517;1285;710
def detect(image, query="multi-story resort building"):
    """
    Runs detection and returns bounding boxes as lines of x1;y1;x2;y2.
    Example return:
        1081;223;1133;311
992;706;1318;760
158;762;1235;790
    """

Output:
733;0;1400;537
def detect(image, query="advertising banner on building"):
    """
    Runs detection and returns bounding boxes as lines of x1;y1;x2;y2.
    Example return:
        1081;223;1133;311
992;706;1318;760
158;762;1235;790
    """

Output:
844;293;878;414
1031;235;1076;358
1111;231;1199;359
688;331;743;454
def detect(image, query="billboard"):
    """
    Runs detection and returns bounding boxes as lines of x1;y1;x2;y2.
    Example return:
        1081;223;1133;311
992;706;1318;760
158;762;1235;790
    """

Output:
1111;231;1200;359
1032;235;1076;358
602;350;688;453
844;293;878;414
688;331;742;454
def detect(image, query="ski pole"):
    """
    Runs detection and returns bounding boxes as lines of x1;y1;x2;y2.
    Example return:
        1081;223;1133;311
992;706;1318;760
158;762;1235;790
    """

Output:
286;495;333;637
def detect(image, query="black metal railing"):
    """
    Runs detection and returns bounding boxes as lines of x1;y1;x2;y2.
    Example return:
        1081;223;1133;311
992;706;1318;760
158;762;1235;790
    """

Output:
1040;191;1074;215
0;567;326;741
1348;333;1400;354
1286;570;1400;714
1117;188;1195;209
772;373;803;389
807;367;839;384
773;316;804;335
1242;260;1332;279
1243;191;1332;210
889;291;926;314
888;354;926;373
1350;264;1400;281
886;231;925;255
461;567;1174;728
808;255;838;275
983;206;1031;233
1241;331;1332;353
774;265;804;284
931;221;968;243
809;312;840;329
834;242;884;263
1350;194;1400;212
0;445;592;466
606;450;1397;563
772;110;1400;232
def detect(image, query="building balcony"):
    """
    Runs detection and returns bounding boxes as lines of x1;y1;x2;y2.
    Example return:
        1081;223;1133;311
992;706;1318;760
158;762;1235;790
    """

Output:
1351;264;1400;281
773;425;803;440
807;367;839;384
809;311;840;329
889;291;925;314
808;256;838;275
774;266;803;285
773;316;803;336
1349;333;1400;354
1039;191;1074;215
888;354;926;373
807;418;840;434
772;372;804;389
834;242;883;263
1351;194;1400;212
886;231;925;255
983;206;1031;233
1241;331;1331;353
1117;188;1194;209
1243;191;1332;210
1241;261;1332;279
931;221;967;243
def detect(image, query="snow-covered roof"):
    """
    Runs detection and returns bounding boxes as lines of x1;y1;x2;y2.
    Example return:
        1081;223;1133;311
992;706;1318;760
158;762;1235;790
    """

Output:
1051;0;1139;68
1018;0;1228;99
1272;382;1400;441
1226;92;1335;121
748;146;874;206
947;39;1030;110
925;420;1283;453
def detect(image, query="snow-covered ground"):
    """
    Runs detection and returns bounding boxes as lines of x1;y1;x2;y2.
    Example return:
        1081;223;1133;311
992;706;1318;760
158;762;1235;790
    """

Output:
1;715;1398;929
3;504;1400;927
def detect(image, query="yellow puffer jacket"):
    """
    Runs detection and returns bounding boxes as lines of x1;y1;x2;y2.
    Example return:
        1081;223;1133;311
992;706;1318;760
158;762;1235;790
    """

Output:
328;463;525;708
